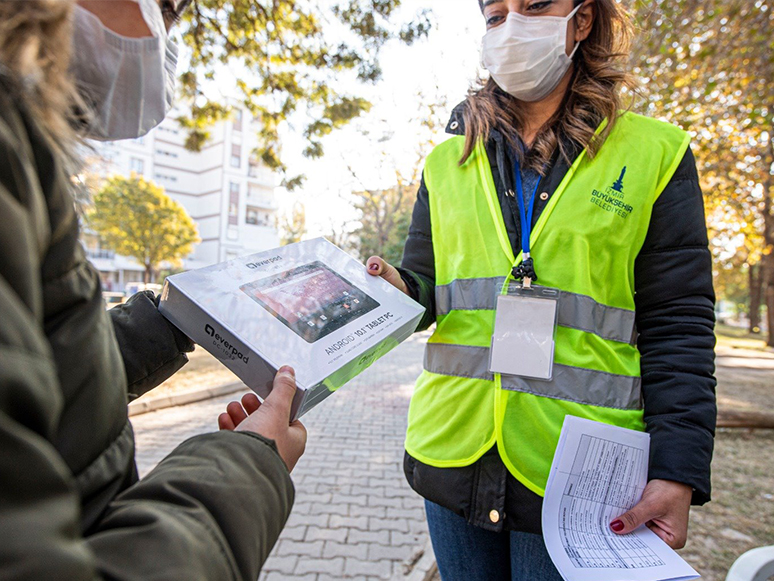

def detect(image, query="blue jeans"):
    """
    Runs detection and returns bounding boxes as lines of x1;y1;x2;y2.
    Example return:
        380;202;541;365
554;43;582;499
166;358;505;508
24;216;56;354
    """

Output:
425;501;563;581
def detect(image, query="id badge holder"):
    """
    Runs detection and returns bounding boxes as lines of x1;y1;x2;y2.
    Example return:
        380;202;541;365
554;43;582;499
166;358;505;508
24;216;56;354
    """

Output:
489;283;559;381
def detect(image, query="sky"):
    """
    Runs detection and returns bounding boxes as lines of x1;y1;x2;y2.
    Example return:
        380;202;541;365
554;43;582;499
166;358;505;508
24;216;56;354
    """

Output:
274;0;487;237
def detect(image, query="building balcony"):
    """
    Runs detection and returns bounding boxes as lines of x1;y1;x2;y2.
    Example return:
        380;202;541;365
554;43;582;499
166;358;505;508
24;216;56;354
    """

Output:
86;248;116;260
246;191;277;209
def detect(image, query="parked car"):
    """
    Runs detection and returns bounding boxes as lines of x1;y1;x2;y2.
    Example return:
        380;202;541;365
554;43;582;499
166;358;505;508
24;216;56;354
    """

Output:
125;282;162;297
102;292;125;310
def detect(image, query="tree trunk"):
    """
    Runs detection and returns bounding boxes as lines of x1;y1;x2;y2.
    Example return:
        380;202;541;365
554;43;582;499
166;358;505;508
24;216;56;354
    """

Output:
767;274;774;349
764;253;774;348
144;264;153;284
749;263;763;333
717;408;774;430
763;132;774;348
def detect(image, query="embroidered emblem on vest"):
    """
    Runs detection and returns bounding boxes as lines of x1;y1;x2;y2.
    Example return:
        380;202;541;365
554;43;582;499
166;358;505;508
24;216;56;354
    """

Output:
590;166;634;219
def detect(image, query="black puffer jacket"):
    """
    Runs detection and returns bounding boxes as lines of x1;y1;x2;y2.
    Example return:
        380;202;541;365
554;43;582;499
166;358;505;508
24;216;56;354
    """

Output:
0;70;294;580
398;104;717;534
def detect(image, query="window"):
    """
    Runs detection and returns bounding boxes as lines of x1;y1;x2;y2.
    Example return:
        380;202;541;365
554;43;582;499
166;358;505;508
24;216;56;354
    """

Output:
231;144;241;167
156;149;179;158
233;109;243;132
130;157;144;175
154;172;178;183
229;182;240;225
248;158;259;178
245;206;259;225
132;136;145;145
246;206;271;226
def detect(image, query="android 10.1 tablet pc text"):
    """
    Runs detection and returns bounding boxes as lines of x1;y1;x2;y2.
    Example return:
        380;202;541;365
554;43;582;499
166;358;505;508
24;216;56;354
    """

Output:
159;238;425;419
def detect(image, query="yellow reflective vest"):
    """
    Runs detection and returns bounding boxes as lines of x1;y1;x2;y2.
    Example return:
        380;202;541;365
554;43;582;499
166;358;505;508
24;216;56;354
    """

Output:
405;112;691;496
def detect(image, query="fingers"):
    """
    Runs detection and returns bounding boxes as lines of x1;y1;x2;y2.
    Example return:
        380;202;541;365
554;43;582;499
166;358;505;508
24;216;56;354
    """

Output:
218;412;236;431
227;400;248;425
262;366;297;420
610;500;655;535
220;394;260;430
241;392;261;415
366;256;385;276
366;256;409;294
646;522;677;547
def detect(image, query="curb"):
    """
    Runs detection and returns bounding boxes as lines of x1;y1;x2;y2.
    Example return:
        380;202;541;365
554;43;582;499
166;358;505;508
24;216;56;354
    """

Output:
128;382;247;417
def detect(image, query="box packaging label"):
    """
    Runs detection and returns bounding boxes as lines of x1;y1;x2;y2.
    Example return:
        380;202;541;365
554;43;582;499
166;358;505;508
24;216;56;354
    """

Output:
159;238;425;419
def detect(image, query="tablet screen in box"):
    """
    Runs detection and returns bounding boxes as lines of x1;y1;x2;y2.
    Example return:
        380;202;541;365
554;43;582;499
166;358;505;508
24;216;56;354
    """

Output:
240;261;380;343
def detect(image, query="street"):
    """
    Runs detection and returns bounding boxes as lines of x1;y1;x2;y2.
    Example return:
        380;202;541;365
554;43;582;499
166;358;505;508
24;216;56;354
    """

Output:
132;332;431;581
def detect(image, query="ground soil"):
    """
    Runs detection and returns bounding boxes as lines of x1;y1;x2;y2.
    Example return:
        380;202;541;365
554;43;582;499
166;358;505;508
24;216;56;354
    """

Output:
682;329;774;580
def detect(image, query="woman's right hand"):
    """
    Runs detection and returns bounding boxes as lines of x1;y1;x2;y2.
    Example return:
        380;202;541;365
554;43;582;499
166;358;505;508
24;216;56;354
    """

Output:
366;256;410;296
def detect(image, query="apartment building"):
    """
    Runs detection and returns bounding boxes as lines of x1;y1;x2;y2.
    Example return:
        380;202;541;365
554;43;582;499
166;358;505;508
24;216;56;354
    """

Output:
85;106;280;292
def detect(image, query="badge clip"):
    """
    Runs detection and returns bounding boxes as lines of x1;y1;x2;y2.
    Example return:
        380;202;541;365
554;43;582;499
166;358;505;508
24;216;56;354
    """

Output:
512;256;537;289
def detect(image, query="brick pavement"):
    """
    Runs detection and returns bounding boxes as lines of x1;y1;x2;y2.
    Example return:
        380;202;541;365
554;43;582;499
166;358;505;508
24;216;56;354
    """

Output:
132;331;432;580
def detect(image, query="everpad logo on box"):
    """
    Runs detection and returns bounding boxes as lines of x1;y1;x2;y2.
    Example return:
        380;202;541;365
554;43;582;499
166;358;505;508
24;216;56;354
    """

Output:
246;256;283;269
205;323;249;363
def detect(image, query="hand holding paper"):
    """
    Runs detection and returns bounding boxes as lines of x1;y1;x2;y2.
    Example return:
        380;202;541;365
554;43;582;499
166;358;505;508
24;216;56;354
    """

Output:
610;479;693;550
542;416;700;581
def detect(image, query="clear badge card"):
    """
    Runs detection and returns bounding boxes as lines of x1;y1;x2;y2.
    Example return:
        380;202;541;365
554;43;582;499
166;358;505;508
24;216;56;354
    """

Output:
489;289;558;381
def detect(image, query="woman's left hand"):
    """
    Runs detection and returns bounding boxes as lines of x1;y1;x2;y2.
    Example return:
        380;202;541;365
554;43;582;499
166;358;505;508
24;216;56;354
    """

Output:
609;479;693;549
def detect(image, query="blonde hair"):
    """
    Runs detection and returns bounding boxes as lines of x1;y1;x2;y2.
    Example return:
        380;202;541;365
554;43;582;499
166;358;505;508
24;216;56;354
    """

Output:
462;0;636;171
0;0;79;154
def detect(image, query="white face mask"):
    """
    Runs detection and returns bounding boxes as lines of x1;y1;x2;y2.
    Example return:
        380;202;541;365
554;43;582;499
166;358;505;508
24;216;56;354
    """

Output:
481;4;582;102
71;0;178;141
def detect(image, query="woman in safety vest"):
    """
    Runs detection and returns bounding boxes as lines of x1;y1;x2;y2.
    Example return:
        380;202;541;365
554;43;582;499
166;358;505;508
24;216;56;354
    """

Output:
367;1;716;579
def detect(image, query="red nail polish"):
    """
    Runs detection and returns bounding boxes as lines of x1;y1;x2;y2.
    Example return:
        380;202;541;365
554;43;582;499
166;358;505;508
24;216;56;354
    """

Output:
369;264;379;271
611;520;624;532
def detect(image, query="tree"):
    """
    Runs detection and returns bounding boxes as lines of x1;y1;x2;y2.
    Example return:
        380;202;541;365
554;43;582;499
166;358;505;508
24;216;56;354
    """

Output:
175;0;431;188
348;90;447;264
88;175;200;283
631;0;774;345
279;202;307;246
324;224;358;255
352;183;416;264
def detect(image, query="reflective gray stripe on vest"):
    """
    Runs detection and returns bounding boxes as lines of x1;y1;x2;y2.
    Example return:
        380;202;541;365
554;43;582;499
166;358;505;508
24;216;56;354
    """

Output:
424;343;642;411
435;279;637;345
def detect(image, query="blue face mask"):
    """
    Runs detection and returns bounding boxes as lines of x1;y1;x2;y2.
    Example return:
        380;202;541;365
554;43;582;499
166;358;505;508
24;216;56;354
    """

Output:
71;0;178;140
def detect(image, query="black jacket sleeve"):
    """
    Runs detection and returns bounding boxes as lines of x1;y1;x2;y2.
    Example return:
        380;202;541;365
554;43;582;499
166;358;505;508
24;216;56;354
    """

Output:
109;291;195;400
634;147;717;505
399;175;437;331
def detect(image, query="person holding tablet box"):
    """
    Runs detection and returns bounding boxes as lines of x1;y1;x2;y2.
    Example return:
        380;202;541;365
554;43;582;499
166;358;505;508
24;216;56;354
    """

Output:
0;2;305;580
368;1;716;579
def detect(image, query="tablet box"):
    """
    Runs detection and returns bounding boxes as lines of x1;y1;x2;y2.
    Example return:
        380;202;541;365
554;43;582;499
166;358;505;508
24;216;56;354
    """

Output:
158;238;425;420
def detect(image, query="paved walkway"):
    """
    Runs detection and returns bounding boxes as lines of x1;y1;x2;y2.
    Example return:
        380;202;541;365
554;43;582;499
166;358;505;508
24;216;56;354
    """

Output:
132;332;431;581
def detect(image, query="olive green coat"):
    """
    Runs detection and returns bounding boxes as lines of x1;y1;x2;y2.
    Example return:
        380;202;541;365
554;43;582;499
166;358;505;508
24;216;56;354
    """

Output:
0;71;293;580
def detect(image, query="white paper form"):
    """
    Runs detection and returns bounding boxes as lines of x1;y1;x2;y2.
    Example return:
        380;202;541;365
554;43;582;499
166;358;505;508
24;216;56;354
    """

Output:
542;416;700;581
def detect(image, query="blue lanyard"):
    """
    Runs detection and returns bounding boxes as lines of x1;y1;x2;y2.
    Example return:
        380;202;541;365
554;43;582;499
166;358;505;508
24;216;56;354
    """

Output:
513;159;543;258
